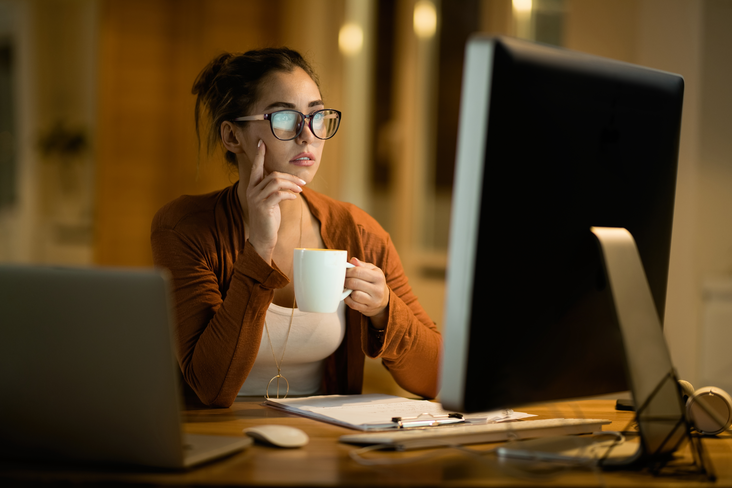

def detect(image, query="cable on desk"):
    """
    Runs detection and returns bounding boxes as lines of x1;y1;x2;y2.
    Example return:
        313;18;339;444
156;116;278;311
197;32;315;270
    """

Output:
348;436;613;487
348;443;449;466
348;431;620;484
450;443;610;487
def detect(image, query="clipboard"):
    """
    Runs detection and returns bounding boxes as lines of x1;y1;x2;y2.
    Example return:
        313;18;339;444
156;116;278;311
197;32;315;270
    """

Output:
263;394;532;431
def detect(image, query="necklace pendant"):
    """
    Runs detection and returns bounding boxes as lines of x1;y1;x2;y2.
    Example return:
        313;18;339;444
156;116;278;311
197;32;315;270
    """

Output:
266;374;290;399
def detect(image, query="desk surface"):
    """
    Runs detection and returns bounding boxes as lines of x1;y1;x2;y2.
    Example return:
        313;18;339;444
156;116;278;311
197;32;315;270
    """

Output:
2;399;731;487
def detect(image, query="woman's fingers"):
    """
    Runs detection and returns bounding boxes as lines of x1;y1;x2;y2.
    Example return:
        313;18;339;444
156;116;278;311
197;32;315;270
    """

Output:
254;174;305;201
244;140;306;260
344;258;390;316
345;259;384;287
246;140;305;261
246;138;304;207
248;139;266;190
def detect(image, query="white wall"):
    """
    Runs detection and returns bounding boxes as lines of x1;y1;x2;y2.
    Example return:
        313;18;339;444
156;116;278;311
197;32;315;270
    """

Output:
640;0;732;388
565;0;732;387
694;0;732;389
0;0;98;265
0;0;36;263
635;0;705;385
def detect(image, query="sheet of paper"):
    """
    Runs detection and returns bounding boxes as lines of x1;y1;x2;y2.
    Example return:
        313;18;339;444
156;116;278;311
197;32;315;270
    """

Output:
265;394;535;430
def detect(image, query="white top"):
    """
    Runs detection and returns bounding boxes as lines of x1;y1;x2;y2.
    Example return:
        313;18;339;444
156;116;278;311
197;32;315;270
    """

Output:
238;301;347;397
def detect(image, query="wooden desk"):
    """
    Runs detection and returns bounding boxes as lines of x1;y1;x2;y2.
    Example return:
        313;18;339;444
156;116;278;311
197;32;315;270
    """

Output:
2;399;731;487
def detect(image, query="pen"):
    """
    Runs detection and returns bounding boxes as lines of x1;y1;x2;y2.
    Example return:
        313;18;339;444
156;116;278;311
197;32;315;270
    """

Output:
391;412;465;429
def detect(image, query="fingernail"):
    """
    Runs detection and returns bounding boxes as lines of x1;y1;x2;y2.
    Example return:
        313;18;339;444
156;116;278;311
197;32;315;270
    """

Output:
298;178;306;185
257;139;262;148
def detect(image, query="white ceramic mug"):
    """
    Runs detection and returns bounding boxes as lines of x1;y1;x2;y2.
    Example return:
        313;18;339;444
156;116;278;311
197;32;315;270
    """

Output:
293;248;355;313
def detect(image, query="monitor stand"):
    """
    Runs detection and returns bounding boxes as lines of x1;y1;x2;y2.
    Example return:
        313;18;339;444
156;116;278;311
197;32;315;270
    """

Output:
498;227;689;468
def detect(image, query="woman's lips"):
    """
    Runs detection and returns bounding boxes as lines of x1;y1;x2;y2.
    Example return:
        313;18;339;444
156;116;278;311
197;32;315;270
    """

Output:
290;153;315;166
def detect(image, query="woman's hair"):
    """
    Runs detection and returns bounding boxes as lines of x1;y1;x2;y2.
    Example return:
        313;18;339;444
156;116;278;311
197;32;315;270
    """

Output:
192;47;320;166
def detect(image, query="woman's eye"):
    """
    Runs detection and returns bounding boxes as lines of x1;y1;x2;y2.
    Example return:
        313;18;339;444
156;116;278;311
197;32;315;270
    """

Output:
272;113;297;129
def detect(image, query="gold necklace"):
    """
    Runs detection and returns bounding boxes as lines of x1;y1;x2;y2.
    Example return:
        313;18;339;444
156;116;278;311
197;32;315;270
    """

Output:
264;197;303;400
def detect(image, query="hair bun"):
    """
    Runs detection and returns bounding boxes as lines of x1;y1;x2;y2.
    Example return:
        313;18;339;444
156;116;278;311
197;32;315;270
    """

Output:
191;48;320;166
192;52;233;97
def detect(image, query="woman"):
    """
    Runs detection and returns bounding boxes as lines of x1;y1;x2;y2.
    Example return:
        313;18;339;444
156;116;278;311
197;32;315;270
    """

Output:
151;48;440;407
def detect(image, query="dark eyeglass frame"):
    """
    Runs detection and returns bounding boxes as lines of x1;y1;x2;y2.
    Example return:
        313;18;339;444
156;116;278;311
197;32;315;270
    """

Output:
233;109;342;141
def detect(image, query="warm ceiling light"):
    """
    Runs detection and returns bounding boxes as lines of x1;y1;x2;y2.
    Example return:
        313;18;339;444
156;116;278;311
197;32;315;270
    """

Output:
339;22;364;56
513;0;532;13
413;0;437;39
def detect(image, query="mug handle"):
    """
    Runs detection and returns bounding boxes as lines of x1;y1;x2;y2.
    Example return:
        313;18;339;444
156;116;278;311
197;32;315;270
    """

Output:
341;263;355;300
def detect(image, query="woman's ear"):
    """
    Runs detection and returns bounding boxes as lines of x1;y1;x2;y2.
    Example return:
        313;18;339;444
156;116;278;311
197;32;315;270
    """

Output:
220;121;246;154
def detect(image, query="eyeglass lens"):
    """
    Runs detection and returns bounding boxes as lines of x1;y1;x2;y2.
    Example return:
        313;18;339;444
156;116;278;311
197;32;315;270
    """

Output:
270;109;340;140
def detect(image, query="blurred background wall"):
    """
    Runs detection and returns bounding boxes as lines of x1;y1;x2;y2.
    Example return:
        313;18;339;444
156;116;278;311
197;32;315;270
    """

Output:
1;0;731;396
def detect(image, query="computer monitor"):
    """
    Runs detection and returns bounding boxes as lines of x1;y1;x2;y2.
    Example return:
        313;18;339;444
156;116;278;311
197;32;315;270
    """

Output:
439;36;684;416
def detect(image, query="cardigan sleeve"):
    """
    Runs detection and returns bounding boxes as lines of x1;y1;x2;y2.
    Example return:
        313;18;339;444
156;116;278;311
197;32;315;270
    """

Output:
359;232;442;399
151;221;288;407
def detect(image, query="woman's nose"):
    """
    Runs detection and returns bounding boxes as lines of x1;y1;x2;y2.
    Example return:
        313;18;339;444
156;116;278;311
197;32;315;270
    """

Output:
296;117;317;144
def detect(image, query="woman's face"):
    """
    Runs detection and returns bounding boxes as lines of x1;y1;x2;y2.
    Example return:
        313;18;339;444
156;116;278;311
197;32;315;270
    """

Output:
240;67;325;184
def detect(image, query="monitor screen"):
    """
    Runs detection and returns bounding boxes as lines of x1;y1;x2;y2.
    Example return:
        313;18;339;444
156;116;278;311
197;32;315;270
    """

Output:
440;36;684;414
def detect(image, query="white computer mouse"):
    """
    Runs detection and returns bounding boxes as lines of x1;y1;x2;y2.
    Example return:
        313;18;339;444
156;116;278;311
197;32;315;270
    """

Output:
243;425;309;448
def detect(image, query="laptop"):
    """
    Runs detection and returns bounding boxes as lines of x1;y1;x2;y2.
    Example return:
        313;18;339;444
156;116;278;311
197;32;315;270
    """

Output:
0;264;252;469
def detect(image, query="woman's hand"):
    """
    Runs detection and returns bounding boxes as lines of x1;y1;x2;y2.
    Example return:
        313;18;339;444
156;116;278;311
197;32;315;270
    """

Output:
244;140;305;262
344;257;390;328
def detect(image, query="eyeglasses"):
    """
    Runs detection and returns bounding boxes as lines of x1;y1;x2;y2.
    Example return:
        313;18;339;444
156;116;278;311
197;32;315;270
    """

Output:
234;109;341;141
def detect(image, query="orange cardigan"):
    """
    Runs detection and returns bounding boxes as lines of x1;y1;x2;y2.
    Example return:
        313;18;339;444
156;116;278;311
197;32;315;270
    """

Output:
151;183;441;407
